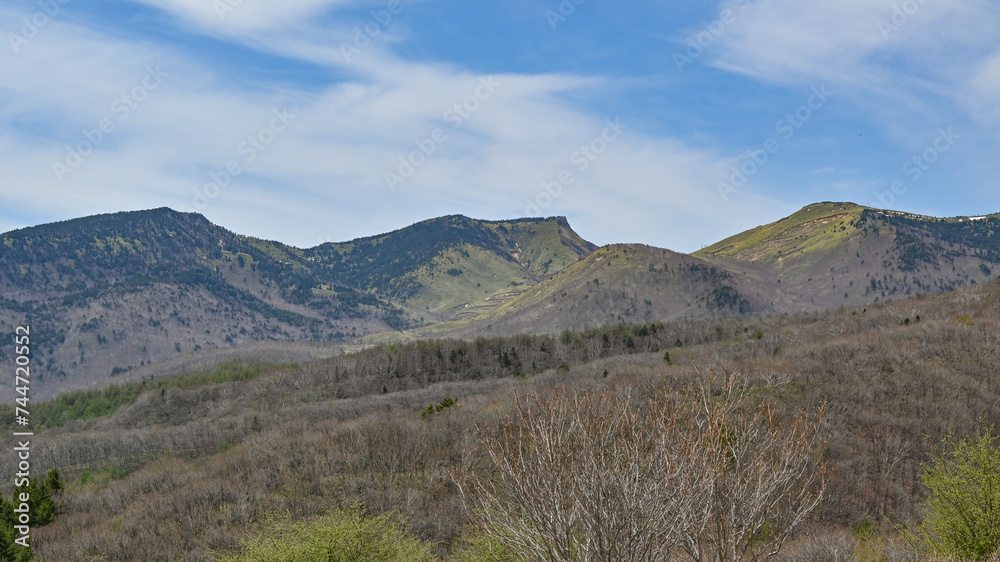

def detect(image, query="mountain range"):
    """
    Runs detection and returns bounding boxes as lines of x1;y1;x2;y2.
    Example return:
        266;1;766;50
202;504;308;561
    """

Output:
2;201;998;399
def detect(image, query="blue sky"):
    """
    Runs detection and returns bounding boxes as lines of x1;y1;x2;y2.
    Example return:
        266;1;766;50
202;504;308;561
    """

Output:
2;0;999;252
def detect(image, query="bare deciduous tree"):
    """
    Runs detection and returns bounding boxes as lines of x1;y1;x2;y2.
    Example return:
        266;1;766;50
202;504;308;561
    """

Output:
584;337;605;360
682;370;826;561
458;369;825;562
458;389;710;561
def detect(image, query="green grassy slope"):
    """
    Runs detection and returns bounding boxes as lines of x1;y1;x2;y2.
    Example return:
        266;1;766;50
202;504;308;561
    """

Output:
398;243;533;317
386;243;770;340
305;215;596;318
694;201;1000;311
695;201;868;266
385;202;1000;342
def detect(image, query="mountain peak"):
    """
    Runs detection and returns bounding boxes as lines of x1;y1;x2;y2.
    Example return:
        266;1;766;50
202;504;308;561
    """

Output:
0;207;208;238
695;202;868;263
304;214;595;317
694;201;1000;311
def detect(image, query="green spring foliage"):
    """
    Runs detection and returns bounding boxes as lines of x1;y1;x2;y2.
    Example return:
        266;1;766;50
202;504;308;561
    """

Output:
914;425;1000;560
449;530;517;562
2;360;286;431
4;321;675;433
24;383;144;431
218;507;434;562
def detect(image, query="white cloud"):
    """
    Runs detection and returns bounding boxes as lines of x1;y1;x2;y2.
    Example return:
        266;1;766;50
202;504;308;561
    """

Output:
967;50;1000;121
687;0;1000;204
709;0;996;84
0;1;775;254
128;0;360;31
704;0;1000;130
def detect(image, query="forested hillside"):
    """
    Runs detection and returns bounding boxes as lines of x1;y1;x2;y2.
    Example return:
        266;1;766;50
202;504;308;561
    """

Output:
3;278;999;559
4;202;1000;402
0;209;407;399
0;211;594;399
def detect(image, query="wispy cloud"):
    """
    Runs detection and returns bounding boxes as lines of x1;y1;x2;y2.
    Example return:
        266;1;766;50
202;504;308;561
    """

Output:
705;0;1000;132
127;0;360;31
1;0;788;253
672;0;1000;213
8;0;994;252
